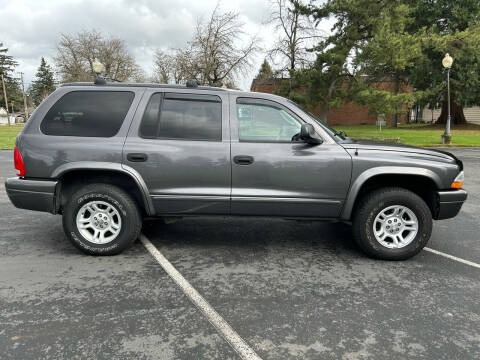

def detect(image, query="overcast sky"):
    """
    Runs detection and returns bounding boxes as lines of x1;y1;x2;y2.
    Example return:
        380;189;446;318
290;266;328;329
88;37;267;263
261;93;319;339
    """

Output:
0;0;330;90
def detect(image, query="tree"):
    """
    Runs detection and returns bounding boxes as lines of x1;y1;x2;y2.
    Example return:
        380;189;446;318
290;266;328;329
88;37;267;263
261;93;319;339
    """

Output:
29;57;56;105
352;2;424;127
267;0;323;75
407;0;480;124
0;42;17;79
0;42;23;112
296;0;480;126
255;59;274;80
276;0;376;123
304;1;424;126
55;30;142;83
152;51;185;84
180;5;259;87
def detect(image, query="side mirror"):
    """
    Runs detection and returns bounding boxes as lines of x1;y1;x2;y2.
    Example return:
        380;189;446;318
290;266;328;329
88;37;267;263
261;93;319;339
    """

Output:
300;123;323;145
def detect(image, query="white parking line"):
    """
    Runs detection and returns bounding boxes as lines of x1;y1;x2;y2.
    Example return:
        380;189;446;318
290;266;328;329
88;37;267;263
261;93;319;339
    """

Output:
140;234;263;360
424;247;480;269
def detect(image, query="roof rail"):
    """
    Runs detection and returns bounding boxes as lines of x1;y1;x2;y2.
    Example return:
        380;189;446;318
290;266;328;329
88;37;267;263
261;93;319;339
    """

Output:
59;82;228;91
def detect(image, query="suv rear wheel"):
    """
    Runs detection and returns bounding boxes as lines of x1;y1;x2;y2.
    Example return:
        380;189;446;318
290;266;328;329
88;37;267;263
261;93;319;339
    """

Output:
353;187;432;260
62;183;142;255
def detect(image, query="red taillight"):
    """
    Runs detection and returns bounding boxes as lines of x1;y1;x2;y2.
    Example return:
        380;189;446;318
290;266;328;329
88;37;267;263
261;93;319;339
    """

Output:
14;146;26;177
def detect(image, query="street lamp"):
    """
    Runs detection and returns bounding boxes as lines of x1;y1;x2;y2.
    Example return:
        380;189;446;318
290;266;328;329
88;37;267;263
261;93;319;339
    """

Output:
92;59;106;85
11;101;14;125
442;53;454;144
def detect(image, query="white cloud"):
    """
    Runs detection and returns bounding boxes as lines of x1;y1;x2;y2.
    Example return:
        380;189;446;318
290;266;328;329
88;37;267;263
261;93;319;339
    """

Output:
0;0;330;90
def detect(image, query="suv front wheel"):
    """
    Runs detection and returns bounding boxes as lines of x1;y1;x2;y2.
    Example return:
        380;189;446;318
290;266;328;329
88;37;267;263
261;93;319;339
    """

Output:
353;187;432;260
63;183;142;255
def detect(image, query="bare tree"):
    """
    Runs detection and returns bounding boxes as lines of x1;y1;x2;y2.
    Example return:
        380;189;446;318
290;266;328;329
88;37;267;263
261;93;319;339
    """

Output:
180;5;260;87
267;0;324;74
55;30;142;82
152;51;185;84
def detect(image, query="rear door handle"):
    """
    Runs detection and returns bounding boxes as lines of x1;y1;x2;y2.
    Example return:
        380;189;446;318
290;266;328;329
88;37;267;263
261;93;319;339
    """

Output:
127;153;148;162
233;155;254;165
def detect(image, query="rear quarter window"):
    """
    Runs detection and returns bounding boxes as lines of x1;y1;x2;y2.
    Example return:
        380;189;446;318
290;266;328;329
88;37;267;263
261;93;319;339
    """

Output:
41;91;134;137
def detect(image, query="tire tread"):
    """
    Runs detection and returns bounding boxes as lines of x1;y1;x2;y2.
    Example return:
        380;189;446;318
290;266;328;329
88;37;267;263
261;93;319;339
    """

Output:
62;183;142;255
352;187;432;260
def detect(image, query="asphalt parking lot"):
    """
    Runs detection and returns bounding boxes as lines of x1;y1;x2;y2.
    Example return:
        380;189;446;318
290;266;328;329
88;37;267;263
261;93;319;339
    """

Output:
1;148;479;360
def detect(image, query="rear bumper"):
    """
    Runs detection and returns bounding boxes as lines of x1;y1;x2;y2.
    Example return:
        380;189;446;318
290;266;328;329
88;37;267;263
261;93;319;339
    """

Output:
5;177;58;214
435;189;468;220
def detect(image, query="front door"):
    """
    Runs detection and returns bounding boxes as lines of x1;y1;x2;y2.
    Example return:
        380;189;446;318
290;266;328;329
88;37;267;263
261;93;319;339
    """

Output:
123;89;231;215
230;96;352;218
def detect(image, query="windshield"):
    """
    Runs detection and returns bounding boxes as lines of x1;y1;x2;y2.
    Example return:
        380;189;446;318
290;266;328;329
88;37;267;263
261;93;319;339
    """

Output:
286;99;348;141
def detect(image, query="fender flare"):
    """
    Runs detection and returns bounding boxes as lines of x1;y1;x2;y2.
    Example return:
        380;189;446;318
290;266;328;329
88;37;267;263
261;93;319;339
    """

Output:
51;162;155;216
341;166;441;220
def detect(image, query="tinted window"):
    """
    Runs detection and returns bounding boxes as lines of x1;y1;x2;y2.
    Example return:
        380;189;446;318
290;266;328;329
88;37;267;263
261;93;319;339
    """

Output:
139;93;161;138
140;93;222;141
41;91;134;137
237;99;301;142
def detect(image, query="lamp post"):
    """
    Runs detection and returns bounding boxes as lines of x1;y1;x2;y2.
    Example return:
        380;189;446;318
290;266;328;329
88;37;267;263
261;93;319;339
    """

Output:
92;59;106;85
441;53;453;144
10;101;14;126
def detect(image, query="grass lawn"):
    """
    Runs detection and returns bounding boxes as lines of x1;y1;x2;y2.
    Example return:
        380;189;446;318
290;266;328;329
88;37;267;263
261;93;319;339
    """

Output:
0;124;24;150
335;123;480;147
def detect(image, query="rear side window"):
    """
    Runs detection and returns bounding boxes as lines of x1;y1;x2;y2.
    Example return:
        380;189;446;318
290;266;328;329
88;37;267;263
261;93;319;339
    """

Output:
41;91;134;137
140;93;222;141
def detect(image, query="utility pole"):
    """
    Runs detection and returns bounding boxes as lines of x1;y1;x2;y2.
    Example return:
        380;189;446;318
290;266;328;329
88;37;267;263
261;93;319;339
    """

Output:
1;74;10;126
19;72;28;119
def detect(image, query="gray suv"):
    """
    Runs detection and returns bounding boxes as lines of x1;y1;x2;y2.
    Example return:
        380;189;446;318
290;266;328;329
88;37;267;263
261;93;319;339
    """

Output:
5;81;467;260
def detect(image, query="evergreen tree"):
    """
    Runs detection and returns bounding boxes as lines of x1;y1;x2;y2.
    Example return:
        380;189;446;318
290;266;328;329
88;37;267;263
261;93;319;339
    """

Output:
256;59;274;80
294;0;480;125
352;2;423;127
407;0;480;124
30;57;56;105
0;42;22;112
0;42;17;78
283;0;385;123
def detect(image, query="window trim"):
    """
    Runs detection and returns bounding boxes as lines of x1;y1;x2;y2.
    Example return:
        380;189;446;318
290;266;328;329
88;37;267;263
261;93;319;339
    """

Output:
40;90;135;138
139;92;223;142
236;97;305;144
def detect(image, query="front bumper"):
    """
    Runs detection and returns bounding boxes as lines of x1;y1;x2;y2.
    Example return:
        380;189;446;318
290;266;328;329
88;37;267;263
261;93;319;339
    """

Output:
5;177;58;214
435;189;468;220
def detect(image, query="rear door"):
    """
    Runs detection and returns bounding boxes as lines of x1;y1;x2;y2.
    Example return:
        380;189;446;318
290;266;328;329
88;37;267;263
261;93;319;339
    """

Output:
123;88;231;215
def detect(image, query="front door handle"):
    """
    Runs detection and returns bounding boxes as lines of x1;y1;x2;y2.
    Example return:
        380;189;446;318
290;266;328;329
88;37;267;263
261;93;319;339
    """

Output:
127;153;148;162
233;155;254;165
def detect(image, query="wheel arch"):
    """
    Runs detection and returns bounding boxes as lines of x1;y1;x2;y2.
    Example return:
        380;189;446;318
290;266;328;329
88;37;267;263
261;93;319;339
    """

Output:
52;162;154;216
342;167;441;221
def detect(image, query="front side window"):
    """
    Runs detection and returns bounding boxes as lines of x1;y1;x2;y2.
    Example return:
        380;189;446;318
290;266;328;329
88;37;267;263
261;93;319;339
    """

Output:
237;99;302;142
41;91;134;137
140;93;222;141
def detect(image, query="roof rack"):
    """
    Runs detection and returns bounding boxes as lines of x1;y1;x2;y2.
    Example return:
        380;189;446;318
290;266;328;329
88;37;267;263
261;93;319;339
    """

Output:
59;82;227;91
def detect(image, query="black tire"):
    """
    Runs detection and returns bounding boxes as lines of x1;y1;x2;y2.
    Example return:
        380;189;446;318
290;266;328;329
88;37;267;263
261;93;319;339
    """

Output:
352;187;432;260
62;183;142;255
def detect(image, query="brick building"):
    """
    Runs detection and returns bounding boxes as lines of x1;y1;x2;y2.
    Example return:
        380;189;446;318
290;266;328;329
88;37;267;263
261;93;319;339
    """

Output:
250;78;410;125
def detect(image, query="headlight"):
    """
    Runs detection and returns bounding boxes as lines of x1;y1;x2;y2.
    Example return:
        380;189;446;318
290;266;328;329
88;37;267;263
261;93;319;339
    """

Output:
450;171;464;189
